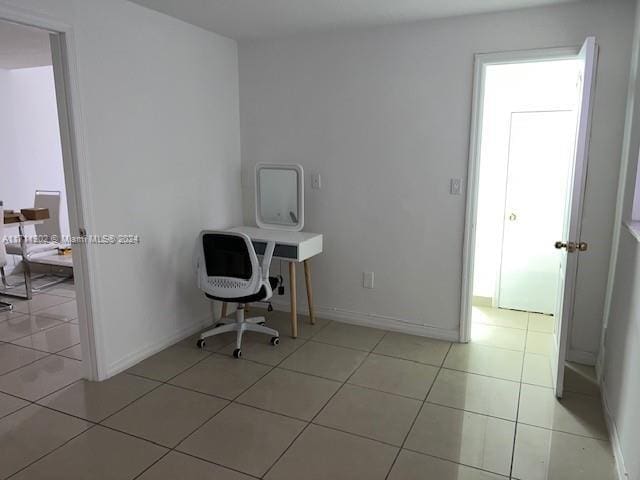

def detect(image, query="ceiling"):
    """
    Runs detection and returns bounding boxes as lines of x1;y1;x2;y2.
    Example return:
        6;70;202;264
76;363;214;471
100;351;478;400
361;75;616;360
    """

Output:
129;0;583;40
0;20;51;69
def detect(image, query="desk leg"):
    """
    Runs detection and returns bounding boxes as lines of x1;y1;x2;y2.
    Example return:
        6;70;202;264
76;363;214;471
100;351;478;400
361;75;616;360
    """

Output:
289;262;297;338
304;259;315;325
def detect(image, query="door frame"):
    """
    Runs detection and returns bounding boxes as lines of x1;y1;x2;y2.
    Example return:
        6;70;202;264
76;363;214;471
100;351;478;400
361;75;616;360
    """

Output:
0;4;104;380
460;45;583;343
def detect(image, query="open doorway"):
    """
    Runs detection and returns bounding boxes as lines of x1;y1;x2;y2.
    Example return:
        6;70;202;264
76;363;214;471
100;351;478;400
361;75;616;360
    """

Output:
461;40;598;397
0;17;96;386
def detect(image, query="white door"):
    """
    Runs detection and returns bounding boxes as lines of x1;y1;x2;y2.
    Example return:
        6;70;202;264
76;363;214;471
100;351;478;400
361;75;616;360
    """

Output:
498;110;577;314
552;37;598;398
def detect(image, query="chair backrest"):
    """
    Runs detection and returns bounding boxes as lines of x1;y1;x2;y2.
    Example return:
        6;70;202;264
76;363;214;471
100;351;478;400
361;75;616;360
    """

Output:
0;201;6;268
196;230;262;299
34;190;61;241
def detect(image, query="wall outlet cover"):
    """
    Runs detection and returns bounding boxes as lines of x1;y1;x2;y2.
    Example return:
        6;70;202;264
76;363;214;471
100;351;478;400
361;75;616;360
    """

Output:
450;178;462;195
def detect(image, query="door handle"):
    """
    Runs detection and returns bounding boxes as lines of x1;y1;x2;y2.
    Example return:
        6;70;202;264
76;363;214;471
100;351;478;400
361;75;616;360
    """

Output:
577;242;588;252
555;241;577;252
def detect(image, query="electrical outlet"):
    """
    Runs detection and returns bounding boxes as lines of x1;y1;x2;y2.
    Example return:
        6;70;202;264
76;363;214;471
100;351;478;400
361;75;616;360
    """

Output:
450;178;462;195
363;272;374;289
312;173;322;190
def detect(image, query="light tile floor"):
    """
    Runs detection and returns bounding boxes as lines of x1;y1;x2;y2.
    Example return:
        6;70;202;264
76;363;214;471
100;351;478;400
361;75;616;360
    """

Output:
0;304;614;479
0;279;81;404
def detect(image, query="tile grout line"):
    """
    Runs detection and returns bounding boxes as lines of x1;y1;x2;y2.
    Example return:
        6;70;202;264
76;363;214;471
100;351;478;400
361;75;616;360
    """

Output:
126;317;316;480
128;323;520;480
4;338;81;358
4;309;599;479
4;326;266;479
2;329;220;477
130;348;280;479
260;325;389;479
508;313;531;479
0;353;83;400
5;422;98;479
383;341;454;480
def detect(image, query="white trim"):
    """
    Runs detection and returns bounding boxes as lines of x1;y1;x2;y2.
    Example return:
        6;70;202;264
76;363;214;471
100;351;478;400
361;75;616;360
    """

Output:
0;4;103;380
106;314;212;377
623;220;640;242
270;300;460;342
601;386;630;480
461;45;583;344
567;348;597;366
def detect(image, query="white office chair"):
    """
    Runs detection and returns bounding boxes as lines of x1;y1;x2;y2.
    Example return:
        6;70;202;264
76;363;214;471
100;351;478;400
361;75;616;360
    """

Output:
6;190;62;258
0;201;14;312
6;190;72;292
195;230;280;358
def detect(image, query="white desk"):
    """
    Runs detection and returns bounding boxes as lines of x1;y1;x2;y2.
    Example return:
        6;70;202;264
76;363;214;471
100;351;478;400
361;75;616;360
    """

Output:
228;226;323;338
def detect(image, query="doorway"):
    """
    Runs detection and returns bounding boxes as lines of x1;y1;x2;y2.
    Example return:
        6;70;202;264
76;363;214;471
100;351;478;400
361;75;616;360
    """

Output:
0;15;98;382
461;40;597;397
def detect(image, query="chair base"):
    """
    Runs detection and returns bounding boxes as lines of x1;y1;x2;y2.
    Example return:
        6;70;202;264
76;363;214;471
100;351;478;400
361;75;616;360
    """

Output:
0;267;32;300
0;299;12;313
197;304;279;358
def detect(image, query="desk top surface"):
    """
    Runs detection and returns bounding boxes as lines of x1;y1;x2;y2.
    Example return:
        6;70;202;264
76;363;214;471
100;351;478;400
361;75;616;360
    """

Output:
2;219;45;227
229;226;322;245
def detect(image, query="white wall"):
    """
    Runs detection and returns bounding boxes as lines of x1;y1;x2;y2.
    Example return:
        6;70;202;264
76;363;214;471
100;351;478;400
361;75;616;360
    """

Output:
603;229;640;480
601;2;640;479
0;66;70;253
1;0;242;377
239;0;634;352
0;69;9;184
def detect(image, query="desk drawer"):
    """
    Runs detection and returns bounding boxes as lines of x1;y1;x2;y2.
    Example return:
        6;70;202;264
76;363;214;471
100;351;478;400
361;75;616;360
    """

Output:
252;241;298;260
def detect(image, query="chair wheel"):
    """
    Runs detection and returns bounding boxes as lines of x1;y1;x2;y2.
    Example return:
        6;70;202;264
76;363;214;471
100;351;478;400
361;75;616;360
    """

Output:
270;336;280;346
258;321;266;326
233;348;242;359
196;339;206;349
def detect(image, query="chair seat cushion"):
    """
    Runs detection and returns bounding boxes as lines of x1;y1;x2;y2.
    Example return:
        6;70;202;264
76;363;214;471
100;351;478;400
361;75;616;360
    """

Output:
206;276;279;303
5;242;59;259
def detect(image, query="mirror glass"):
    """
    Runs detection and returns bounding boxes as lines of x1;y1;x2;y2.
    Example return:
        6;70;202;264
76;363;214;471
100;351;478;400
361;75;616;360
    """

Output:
256;164;303;231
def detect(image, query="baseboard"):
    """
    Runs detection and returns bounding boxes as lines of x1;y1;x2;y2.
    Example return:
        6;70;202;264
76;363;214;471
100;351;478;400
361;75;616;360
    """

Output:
595;345;605;383
270;300;460;342
106;314;211;378
567;348;597;366
601;385;629;480
472;295;493;307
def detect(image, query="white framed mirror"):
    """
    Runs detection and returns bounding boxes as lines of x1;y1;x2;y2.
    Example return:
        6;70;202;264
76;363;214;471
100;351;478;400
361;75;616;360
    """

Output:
255;163;304;231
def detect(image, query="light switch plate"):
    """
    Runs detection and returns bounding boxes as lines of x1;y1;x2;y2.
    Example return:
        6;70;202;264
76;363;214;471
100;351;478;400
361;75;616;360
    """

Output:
450;178;462;195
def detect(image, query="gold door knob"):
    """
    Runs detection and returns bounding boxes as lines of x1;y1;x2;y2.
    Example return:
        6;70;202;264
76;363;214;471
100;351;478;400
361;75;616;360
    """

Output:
555;241;577;252
578;242;588;252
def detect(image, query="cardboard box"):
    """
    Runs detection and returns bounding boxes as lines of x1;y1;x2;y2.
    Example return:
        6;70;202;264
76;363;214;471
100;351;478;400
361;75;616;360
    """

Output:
20;208;50;220
3;211;21;224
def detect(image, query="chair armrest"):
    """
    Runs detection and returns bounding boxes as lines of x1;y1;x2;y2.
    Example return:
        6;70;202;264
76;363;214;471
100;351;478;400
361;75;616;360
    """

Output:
261;241;276;281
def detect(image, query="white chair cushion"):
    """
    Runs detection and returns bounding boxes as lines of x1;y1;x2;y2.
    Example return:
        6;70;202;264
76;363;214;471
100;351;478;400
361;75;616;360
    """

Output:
5;241;59;260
